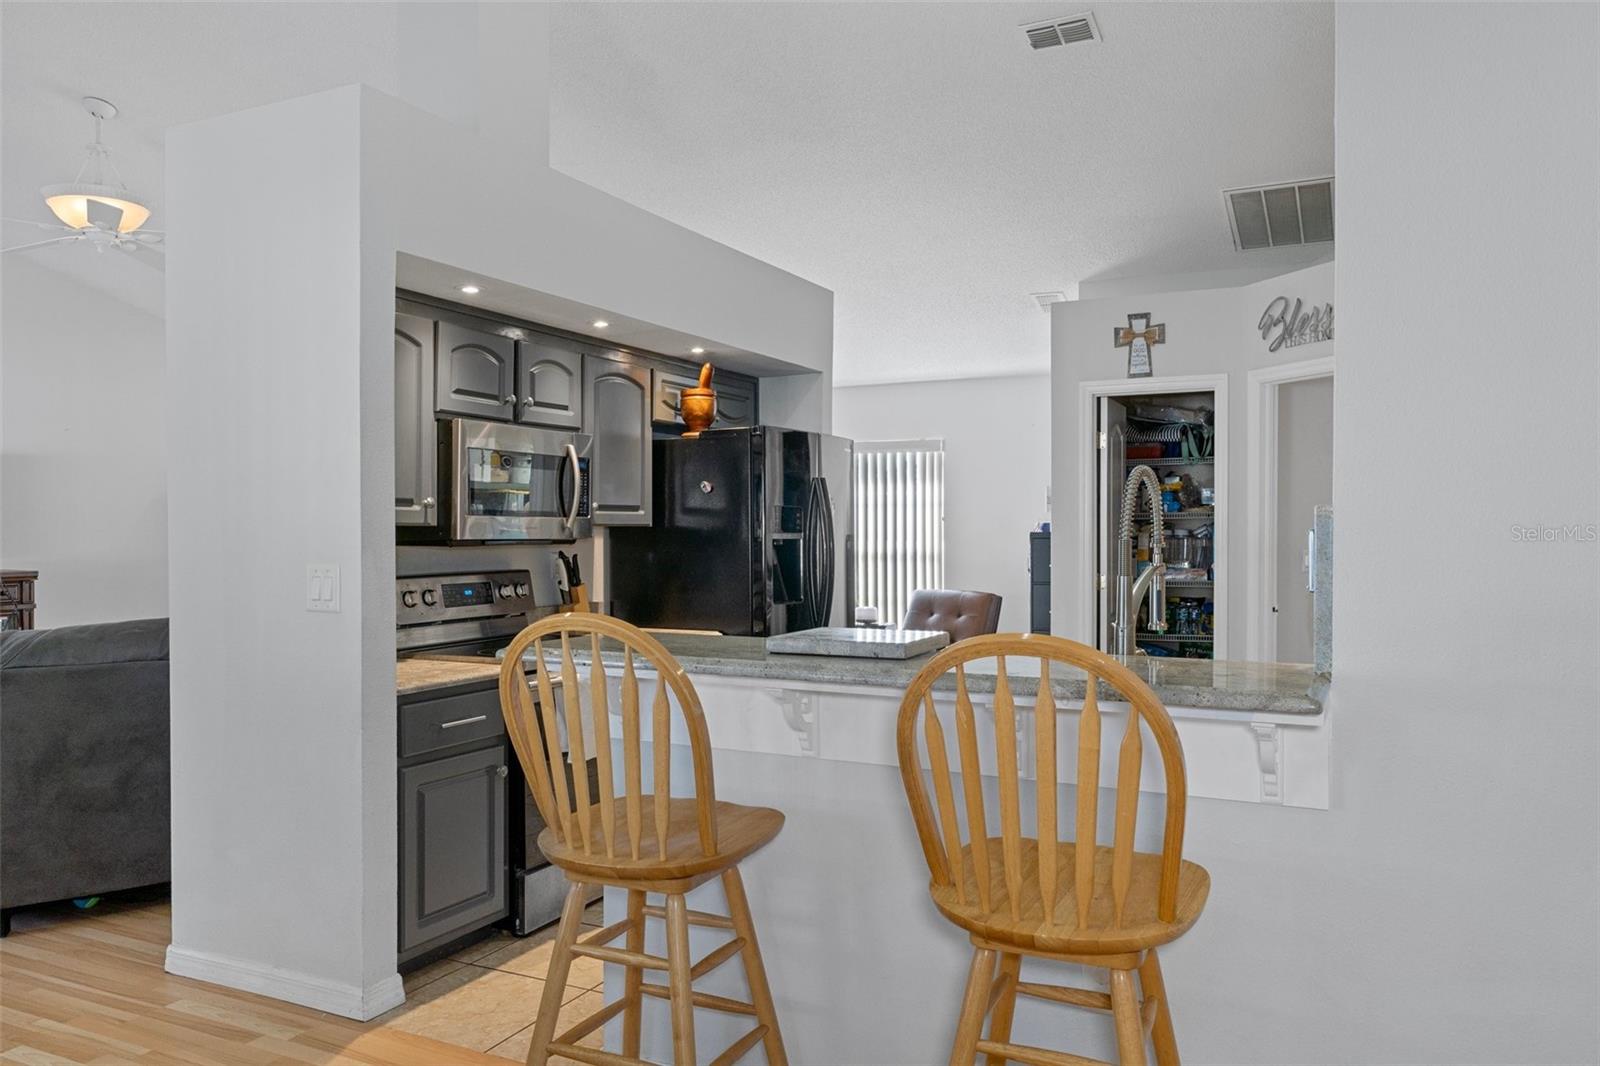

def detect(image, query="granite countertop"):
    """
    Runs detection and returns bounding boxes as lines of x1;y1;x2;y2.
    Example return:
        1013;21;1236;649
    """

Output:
530;633;1324;716
395;656;502;695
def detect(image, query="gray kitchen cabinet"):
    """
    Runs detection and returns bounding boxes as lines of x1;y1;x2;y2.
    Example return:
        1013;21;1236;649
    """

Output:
583;354;652;526
398;742;508;956
515;336;584;430
711;375;757;429
395;313;438;527
436;321;516;421
652;367;758;430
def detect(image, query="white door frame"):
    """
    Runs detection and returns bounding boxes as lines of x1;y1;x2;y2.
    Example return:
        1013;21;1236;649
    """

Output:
1243;355;1335;662
1075;374;1230;658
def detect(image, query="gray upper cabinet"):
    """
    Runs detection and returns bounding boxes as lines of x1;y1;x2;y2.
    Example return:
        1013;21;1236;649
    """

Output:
584;355;652;526
652;367;758;430
395;313;438;527
712;376;757;429
514;336;584;430
436;321;516;421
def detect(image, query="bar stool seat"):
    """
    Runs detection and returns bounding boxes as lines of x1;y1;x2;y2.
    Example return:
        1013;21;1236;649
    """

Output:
540;798;785;890
930;839;1209;956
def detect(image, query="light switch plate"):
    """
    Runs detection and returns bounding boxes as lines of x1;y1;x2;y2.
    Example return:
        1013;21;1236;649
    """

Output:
307;564;341;612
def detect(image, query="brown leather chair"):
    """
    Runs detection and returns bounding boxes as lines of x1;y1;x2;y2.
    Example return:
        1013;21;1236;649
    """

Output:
901;589;1003;642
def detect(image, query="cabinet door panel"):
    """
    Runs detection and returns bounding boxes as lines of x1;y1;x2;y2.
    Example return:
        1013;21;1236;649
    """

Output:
712;376;757;429
395;314;438;527
515;338;583;429
583;356;652;526
436;322;515;421
399;745;507;954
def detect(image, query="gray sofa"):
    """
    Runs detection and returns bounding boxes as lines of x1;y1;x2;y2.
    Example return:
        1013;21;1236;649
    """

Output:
0;618;170;934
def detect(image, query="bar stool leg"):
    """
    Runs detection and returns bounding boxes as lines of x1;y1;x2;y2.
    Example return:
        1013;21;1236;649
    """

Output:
664;892;697;1066
526;883;588;1066
622;889;646;1058
1109;968;1148;1066
1138;949;1180;1066
983;953;1022;1066
949;947;997;1066
722;867;789;1065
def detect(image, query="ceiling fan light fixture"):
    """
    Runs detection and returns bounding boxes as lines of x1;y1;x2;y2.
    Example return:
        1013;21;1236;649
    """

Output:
42;184;151;233
39;97;152;235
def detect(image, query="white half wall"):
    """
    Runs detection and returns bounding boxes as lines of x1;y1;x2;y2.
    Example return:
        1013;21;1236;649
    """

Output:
0;255;168;627
833;374;1049;632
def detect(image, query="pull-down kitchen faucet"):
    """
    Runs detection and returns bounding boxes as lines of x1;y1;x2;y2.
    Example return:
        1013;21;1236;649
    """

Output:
1113;464;1167;655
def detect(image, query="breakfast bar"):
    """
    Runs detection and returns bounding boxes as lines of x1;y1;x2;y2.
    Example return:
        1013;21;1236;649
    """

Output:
523;632;1327;1063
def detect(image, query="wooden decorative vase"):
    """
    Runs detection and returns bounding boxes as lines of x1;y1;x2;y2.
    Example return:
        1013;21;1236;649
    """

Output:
679;362;717;438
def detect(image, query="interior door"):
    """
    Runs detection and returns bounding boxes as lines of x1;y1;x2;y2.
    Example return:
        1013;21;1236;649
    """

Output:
394;313;437;527
1097;396;1128;651
436;321;516;421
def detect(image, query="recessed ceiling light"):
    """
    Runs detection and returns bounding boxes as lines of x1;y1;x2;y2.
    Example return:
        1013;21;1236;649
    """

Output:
691;347;706;355
592;320;609;329
459;284;480;295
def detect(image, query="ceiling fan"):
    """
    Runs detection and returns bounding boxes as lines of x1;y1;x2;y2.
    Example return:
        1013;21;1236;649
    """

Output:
2;96;164;257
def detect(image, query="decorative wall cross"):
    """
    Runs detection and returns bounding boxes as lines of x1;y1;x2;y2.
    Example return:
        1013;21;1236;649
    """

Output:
1114;313;1165;378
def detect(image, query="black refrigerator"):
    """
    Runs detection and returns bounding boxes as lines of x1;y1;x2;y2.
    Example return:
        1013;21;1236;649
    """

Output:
608;427;853;636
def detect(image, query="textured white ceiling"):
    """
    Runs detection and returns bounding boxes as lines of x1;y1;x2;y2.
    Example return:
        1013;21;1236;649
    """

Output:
3;3;1332;386
0;2;402;317
548;2;1333;385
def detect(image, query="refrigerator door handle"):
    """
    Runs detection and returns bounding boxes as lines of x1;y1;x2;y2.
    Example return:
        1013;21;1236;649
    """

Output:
804;476;835;628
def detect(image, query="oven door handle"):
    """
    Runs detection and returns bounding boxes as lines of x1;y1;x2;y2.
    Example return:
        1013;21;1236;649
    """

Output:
563;442;582;531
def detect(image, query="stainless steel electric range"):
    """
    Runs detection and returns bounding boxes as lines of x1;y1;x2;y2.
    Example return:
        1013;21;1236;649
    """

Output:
396;570;584;960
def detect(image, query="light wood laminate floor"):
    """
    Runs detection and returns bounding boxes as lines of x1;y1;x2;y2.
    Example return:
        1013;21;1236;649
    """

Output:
0;890;607;1065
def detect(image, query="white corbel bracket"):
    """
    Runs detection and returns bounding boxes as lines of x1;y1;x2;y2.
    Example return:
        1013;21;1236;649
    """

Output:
1249;722;1284;804
776;691;818;755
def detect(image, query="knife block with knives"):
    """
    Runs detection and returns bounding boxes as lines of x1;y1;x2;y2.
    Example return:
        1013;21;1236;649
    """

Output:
556;550;589;612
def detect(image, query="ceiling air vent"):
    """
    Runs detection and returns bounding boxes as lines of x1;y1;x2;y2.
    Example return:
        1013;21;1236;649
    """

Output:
1022;12;1101;50
1030;291;1068;312
1224;179;1335;251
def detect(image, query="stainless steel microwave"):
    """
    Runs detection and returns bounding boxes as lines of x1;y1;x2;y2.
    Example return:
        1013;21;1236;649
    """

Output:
402;418;591;544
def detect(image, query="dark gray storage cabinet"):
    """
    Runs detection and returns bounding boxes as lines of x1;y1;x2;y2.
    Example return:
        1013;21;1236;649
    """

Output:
651;367;758;431
515;335;584;430
584;354;653;526
1029;531;1051;634
397;684;509;961
436;321;516;421
395;314;438;527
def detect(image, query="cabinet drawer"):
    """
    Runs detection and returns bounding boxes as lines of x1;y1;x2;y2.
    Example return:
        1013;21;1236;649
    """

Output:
399;687;506;759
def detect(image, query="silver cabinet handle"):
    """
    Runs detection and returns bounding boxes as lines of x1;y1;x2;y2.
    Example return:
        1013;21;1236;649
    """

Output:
421;496;435;510
496;765;509;778
524;397;536;406
504;394;517;404
439;715;488;730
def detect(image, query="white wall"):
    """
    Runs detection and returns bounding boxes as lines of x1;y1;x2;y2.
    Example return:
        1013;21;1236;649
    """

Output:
1051;261;1333;657
833;375;1049;632
0;255;168;627
1274;375;1331;662
1045;5;1598;1061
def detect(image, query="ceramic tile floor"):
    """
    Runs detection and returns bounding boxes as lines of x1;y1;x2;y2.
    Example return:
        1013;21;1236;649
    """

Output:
377;899;608;1060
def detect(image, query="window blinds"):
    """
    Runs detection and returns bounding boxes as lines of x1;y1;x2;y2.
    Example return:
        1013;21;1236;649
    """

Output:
853;439;945;627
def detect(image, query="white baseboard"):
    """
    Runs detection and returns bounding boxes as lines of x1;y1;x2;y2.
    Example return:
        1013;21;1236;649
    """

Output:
164;944;406;1021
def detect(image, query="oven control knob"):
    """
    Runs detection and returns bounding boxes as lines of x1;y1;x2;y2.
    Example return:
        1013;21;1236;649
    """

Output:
420;589;437;606
515;582;529;597
497;583;514;598
401;590;418;608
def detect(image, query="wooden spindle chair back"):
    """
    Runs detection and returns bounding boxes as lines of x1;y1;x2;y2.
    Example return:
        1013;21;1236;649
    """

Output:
896;633;1189;934
499;612;719;864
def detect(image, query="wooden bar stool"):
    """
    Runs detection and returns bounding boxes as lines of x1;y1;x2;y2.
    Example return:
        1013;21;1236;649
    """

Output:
498;613;788;1066
894;634;1210;1066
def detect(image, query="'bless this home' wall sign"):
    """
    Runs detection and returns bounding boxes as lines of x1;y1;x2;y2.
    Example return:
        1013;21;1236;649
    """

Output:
1259;296;1333;352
